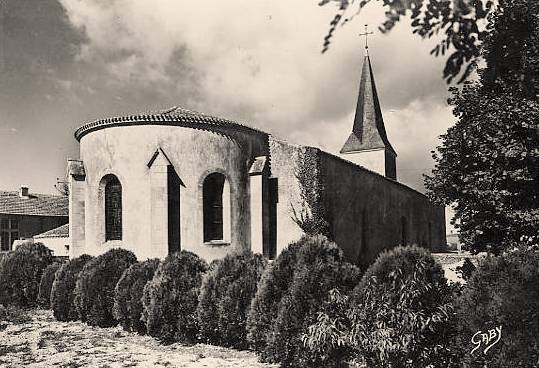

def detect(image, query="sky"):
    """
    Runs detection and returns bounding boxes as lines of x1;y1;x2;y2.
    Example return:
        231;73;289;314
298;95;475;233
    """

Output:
0;1;455;212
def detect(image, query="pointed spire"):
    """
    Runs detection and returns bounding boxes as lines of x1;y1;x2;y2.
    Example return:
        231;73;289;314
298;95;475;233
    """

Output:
340;54;396;156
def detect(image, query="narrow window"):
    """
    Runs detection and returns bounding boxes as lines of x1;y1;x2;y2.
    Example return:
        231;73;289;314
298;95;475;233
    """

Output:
104;175;122;241
401;216;408;246
168;167;181;253
428;222;432;250
203;173;225;242
361;210;368;255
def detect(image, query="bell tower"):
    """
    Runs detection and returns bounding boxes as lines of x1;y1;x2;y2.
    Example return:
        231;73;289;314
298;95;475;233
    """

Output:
340;26;397;180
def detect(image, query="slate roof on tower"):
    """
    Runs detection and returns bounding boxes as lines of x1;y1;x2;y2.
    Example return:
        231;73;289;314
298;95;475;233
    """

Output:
340;55;396;155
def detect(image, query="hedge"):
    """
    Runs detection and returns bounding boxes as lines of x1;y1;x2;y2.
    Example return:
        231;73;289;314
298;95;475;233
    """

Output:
246;238;304;353
247;235;361;366
37;262;63;308
0;242;53;307
304;245;456;368
113;258;160;334
51;254;94;321
197;252;267;348
266;236;360;366
142;251;208;343
74;248;137;327
350;245;456;367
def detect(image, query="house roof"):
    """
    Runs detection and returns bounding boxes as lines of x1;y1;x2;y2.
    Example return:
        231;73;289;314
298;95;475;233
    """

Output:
340;55;396;155
34;223;69;239
74;106;268;141
0;191;68;217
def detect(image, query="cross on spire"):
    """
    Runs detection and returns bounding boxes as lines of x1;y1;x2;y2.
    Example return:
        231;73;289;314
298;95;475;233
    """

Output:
359;24;374;54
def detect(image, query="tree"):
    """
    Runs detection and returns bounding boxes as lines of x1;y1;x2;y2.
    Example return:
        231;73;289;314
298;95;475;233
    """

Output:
425;0;539;254
454;249;539;367
320;0;496;83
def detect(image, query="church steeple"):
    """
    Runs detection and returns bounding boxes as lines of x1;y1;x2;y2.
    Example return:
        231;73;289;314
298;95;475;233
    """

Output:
340;39;397;180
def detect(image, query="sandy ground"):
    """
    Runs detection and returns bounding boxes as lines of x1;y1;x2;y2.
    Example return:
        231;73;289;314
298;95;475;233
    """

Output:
0;310;277;368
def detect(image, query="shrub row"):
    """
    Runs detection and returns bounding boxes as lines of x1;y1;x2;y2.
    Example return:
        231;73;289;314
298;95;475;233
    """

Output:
303;245;539;368
1;237;537;368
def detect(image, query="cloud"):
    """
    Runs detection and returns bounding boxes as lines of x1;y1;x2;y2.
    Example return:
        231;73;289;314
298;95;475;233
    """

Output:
0;0;455;196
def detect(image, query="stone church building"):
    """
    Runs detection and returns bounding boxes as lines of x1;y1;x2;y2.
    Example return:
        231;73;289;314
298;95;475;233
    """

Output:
66;55;445;265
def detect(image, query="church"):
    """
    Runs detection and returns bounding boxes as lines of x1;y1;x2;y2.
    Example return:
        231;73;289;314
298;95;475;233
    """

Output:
64;53;445;266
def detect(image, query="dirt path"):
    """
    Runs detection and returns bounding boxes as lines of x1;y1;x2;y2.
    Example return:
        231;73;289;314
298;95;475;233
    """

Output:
0;310;277;368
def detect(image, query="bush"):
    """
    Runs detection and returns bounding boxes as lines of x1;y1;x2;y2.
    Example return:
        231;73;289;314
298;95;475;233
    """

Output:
454;248;539;367
74;248;137;327
247;235;361;366
456;257;476;281
113;258;160;334
267;236;360;367
0;243;53;307
37;262;63;308
304;245;457;368
246;238;305;353
51;254;93;321
197;252;267;349
142;251;208;343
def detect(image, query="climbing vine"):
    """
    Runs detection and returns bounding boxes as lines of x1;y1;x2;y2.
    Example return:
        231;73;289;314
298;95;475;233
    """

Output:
291;147;331;238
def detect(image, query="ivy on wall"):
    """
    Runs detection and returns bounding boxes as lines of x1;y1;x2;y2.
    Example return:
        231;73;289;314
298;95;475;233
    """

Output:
290;147;331;238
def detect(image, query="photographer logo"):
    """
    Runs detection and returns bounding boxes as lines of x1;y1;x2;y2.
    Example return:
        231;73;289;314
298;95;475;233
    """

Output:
471;326;502;354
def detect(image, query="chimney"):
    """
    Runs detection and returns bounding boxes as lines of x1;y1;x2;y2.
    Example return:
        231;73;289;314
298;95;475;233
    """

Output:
19;185;29;198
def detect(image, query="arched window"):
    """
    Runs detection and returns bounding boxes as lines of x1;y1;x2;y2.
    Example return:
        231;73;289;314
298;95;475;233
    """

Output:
104;174;122;241
203;173;229;242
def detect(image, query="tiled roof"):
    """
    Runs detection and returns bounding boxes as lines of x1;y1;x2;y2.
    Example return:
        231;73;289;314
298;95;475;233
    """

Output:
0;191;68;217
74;106;268;141
34;223;69;239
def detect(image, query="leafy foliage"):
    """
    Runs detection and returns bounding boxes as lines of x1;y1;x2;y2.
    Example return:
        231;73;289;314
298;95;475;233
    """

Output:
247;238;303;353
74;248;137;327
320;0;495;83
456;257;476;281
113;258;160;334
0;242;53;307
51;254;93;321
291;147;331;238
425;0;539;254
37;261;63;308
247;235;360;366
454;248;539;367
197;252;267;349
426;82;538;254
141;251;208;344
304;245;457;367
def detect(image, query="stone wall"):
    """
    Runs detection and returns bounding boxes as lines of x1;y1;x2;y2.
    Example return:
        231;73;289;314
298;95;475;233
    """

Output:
269;138;445;267
319;150;445;266
75;123;268;261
